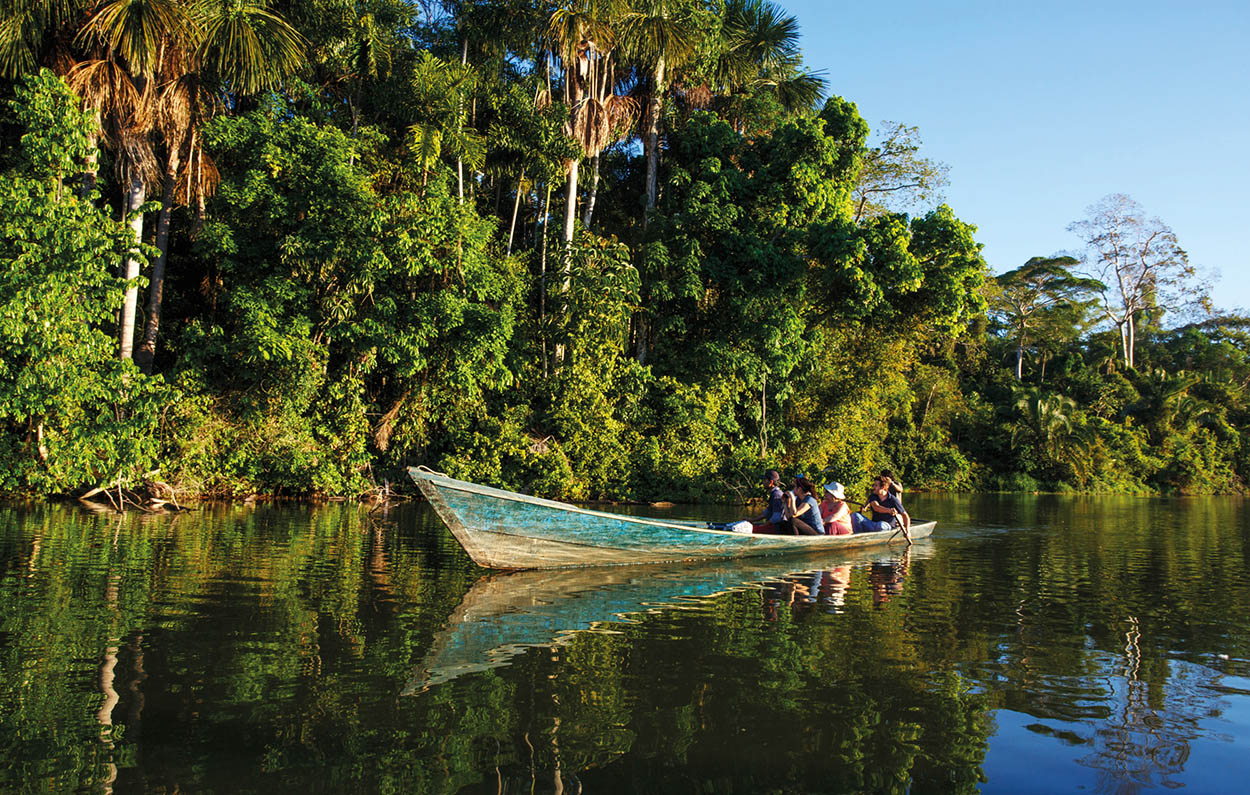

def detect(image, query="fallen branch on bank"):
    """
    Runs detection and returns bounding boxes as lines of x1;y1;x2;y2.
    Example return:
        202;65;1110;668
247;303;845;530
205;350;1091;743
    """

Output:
75;480;191;514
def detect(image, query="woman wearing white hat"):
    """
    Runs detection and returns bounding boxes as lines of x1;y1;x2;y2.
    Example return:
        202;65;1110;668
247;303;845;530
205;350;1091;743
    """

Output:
819;482;853;535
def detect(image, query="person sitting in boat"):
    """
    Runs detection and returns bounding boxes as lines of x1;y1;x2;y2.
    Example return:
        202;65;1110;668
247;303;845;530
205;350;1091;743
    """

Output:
852;476;905;533
782;476;824;535
864;470;901;503
819;482;854;535
879;469;911;534
747;470;786;532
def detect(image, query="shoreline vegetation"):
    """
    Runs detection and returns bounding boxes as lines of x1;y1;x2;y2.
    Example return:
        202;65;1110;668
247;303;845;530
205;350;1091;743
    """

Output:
2;2;1247;509
17;486;1240;519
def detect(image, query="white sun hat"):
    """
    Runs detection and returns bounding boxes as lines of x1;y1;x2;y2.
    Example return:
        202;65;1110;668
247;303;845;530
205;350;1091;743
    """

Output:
823;482;846;499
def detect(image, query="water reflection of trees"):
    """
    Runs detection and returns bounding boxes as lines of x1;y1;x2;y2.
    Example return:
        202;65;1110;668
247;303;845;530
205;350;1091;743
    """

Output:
1;495;1247;792
908;493;1250;793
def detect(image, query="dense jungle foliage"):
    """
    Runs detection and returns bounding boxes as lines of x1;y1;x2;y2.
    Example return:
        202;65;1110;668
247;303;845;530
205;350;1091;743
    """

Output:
1;0;1246;500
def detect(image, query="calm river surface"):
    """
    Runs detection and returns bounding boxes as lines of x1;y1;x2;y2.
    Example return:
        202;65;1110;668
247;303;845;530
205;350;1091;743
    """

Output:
3;495;1250;793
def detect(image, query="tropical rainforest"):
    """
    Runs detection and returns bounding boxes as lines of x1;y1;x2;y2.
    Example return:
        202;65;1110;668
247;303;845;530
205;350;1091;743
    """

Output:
1;0;1246;501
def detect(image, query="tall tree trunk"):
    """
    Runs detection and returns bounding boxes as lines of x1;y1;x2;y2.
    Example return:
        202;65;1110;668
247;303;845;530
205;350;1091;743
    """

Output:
1015;337;1025;381
759;373;767;457
562;158;579;251
636;314;648;364
136;145;181;374
532;180;542;248
81;126;100;199
643;56;666;219
1126;313;1136;369
919;383;938;433
583;154;600;228
118;168;146;361
636;59;666;365
539;182;552;376
1125;320;1135;370
457;39;468;204
506;169;525;256
191;193;206;240
555;159;578;368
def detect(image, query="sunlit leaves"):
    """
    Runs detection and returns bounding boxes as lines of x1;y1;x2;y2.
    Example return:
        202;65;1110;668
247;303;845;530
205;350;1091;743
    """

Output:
0;71;166;492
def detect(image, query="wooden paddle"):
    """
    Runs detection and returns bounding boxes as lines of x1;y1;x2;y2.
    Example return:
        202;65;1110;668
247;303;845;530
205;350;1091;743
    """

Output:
856;496;911;545
887;516;913;545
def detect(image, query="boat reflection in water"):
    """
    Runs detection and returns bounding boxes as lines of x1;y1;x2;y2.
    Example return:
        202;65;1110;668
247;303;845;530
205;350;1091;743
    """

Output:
406;543;932;694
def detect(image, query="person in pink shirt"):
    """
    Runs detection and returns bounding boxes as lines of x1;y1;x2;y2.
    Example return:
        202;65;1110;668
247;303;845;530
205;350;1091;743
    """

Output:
819;482;854;535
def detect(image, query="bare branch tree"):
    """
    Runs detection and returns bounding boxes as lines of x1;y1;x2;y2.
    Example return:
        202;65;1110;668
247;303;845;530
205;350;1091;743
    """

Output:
853;121;949;224
1069;194;1211;369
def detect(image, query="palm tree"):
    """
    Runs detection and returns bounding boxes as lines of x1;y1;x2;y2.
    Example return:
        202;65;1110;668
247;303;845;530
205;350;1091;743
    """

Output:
196;0;305;93
618;0;698;218
138;2;303;372
712;0;825;131
547;0;624;245
0;0;88;77
1132;368;1198;444
7;0;304;367
135;64;221;372
1011;387;1087;482
69;0;196;362
406;50;484;188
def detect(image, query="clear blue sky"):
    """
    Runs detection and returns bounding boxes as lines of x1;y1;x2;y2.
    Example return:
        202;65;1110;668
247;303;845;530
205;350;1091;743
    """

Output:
784;0;1249;313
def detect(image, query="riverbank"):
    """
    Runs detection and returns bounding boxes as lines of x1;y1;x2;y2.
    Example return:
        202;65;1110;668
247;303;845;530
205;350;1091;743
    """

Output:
15;477;1243;516
3;71;1247;514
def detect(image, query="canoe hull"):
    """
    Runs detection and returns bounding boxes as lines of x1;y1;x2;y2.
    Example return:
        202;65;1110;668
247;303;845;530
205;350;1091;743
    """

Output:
409;468;934;570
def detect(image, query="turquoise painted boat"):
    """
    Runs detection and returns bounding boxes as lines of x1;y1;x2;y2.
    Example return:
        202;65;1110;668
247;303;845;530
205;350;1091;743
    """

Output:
408;466;935;570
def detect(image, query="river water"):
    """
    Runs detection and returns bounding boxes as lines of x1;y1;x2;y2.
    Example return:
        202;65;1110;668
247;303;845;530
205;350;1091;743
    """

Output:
2;494;1249;793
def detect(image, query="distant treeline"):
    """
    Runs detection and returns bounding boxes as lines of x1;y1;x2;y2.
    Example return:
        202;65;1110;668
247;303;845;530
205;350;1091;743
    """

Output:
1;1;1245;501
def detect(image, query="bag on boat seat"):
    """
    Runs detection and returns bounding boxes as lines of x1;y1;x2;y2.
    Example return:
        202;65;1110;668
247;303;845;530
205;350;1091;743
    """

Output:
728;520;754;534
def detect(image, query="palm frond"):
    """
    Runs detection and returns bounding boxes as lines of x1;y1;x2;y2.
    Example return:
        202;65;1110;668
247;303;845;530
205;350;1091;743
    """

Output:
409;122;442;173
0;0;88;77
117;125;161;185
607;92;639;136
76;0;197;76
619;0;698;70
197;0;306;94
770;68;826;113
714;0;805;96
68;57;154;140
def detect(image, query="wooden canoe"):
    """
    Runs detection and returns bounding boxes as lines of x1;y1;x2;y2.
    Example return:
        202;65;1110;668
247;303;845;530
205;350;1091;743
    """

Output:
408;466;935;570
404;546;925;693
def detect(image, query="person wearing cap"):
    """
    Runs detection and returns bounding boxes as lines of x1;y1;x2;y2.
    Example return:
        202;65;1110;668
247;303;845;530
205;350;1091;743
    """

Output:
819;482;853;535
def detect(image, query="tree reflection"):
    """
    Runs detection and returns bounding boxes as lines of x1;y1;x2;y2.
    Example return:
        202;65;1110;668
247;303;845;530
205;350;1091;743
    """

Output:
0;496;1248;792
1076;616;1216;794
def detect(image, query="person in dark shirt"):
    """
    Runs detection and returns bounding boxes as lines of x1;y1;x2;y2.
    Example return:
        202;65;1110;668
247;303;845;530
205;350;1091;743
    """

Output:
746;470;786;532
852;476;906;536
878;469;910;535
